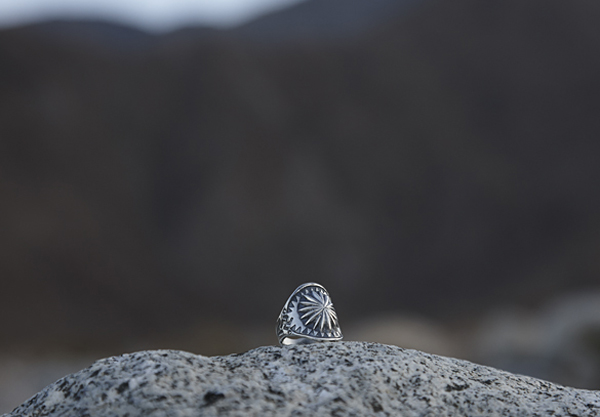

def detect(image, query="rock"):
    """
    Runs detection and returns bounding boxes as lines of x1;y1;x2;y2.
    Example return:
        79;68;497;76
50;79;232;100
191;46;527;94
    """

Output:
4;341;600;416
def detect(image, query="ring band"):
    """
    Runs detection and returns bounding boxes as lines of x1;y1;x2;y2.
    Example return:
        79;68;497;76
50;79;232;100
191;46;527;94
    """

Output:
276;282;343;346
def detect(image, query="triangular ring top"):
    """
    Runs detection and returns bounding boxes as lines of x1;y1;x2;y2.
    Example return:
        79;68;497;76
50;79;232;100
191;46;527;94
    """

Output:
277;282;343;346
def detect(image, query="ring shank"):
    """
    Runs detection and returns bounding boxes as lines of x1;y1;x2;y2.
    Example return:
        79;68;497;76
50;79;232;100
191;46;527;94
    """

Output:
280;336;317;346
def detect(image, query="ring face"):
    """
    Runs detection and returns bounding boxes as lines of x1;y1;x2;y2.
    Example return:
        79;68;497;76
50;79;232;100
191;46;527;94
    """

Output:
277;282;343;346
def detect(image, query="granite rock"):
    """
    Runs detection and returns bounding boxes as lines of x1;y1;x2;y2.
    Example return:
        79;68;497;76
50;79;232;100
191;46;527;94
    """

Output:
5;341;600;417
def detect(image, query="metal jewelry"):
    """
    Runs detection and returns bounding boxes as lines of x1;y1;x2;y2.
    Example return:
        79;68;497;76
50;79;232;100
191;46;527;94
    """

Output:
276;282;343;346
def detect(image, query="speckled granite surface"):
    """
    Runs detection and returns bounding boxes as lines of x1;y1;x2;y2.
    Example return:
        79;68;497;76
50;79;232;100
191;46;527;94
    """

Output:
4;341;600;416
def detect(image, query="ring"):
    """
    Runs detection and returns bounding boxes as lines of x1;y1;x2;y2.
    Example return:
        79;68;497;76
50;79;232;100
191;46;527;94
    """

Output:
276;282;343;346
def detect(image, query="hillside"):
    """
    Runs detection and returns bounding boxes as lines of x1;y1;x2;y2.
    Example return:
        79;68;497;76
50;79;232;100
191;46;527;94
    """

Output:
1;0;600;351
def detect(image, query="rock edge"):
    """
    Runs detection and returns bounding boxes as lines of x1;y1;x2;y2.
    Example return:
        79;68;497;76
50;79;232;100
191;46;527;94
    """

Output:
5;341;600;416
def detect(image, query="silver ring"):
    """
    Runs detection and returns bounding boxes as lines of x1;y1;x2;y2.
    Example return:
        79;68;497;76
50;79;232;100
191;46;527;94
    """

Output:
276;282;343;346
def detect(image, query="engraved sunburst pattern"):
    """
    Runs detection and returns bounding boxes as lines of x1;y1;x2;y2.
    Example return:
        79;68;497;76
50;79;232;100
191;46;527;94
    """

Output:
298;288;338;332
277;282;343;344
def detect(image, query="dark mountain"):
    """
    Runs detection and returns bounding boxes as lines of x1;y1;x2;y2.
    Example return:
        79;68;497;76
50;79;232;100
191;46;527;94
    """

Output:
233;0;420;41
18;19;157;49
1;0;600;352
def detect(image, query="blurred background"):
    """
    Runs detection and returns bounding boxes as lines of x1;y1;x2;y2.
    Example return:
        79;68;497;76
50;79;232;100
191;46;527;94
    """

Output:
2;0;600;411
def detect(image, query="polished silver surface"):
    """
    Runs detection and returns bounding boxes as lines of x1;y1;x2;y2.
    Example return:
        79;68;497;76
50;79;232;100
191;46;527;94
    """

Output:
277;282;343;346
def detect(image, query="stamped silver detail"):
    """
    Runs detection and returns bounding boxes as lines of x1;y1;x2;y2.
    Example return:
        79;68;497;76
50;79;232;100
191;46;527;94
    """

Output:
277;282;343;346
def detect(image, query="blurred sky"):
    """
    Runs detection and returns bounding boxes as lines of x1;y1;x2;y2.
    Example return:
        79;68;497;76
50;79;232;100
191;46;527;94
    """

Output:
0;0;304;31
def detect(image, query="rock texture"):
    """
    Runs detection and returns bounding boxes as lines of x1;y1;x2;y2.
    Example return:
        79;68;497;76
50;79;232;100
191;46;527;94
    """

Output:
4;342;600;416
